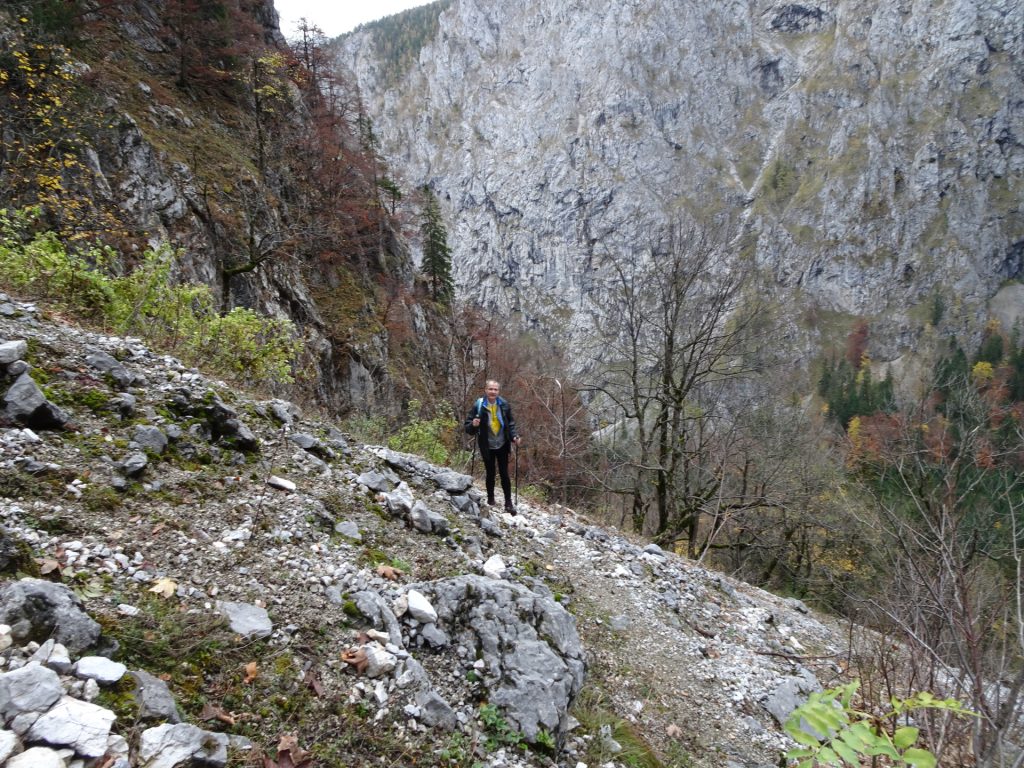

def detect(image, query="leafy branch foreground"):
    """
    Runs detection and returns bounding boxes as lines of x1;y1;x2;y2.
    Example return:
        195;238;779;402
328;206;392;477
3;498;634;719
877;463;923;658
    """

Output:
0;209;300;388
785;681;977;768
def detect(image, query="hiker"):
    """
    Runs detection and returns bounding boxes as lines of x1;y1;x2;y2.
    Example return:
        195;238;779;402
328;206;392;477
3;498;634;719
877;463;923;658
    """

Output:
464;379;520;513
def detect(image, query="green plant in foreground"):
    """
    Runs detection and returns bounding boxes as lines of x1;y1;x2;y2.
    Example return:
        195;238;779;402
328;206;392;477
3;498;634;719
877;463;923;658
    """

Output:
478;703;524;751
784;681;976;768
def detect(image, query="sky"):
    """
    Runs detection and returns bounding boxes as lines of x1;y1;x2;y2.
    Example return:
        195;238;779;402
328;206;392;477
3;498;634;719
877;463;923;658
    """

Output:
273;0;432;38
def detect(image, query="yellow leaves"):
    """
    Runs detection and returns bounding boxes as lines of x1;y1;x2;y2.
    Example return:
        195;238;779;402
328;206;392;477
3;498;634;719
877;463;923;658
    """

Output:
243;661;259;683
971;361;994;384
847;415;862;449
148;577;177;598
35;174;63;192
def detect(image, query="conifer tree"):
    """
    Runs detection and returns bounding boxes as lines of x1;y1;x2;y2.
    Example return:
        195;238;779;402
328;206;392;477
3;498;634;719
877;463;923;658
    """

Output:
420;186;453;303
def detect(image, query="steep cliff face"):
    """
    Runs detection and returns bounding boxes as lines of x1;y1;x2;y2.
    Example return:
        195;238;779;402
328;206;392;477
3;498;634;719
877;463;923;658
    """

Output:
341;0;1023;360
1;1;441;416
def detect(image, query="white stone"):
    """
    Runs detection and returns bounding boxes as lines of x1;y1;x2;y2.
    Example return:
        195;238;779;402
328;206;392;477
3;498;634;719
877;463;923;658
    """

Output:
74;656;127;685
364;645;398;679
483;554;507;579
27;696;116;758
0;729;21;763
6;746;66;768
405;590;437;623
138;723;229;768
0;663;63;719
267;475;296;491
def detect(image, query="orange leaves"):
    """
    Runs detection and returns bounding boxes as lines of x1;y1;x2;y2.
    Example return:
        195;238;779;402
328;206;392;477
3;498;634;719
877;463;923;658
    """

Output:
243;661;259;684
200;703;236;726
375;564;403;581
340;647;369;674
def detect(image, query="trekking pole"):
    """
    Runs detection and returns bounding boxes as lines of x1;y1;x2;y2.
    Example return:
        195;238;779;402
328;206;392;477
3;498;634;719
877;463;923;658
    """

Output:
468;400;482;478
514;440;519;508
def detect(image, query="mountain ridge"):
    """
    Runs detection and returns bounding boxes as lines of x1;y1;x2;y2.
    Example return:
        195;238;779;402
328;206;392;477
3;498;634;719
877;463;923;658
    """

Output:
340;0;1024;365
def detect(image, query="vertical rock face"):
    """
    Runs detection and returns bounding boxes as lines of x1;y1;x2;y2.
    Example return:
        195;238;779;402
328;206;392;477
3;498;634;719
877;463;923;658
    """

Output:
342;0;1024;355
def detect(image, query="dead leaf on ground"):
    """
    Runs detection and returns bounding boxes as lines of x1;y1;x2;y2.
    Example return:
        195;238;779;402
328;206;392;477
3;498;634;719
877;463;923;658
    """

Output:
148;577;177;598
666;723;683;739
341;647;369;674
243;661;259;684
37;558;61;575
151;522;166;535
200;703;236;726
264;734;313;768
375;564;403;581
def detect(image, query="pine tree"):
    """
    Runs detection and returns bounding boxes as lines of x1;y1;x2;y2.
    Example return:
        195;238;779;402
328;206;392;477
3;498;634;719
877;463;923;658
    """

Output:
420;187;453;303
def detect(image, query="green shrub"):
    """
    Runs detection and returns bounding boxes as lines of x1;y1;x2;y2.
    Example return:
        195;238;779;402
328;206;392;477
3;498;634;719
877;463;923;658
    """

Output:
784;681;975;768
0;208;300;387
388;399;461;465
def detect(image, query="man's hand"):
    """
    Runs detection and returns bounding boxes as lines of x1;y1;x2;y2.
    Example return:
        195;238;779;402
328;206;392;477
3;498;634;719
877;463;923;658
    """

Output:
472;417;481;427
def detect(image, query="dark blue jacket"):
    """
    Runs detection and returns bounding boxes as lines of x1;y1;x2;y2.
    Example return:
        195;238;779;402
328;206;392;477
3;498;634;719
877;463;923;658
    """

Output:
464;396;518;453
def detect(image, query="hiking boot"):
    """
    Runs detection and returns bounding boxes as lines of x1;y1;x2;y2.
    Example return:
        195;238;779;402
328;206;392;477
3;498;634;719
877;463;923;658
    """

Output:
487;496;496;507
505;502;516;515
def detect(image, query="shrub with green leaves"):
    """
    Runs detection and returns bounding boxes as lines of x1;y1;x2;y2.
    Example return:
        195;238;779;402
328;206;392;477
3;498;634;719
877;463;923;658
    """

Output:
784;681;976;768
0;208;300;387
388;399;465;465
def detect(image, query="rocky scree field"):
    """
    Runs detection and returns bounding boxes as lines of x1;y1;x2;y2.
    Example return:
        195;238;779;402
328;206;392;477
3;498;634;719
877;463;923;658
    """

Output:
0;296;849;768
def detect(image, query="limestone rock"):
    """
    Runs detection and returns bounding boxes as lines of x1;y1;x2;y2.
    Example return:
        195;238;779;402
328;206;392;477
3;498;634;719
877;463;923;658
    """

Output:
0;664;63;720
216;601;273;639
137;723;229;768
131;670;182;724
27;695;116;757
0;580;105;655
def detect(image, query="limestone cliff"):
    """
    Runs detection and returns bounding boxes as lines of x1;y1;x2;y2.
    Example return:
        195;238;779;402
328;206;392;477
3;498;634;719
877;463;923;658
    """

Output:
340;0;1024;361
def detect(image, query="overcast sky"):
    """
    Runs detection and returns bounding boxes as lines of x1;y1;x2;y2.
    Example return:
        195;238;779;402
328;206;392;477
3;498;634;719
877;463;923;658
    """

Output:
274;0;432;38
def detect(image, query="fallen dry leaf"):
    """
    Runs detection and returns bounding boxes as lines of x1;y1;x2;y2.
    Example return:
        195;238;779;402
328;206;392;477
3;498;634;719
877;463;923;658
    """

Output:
269;734;313;768
243;661;259;684
375;564;403;581
148;577;177;598
200;702;236;726
151;522;166;535
666;723;683;739
37;558;61;575
341;647;369;674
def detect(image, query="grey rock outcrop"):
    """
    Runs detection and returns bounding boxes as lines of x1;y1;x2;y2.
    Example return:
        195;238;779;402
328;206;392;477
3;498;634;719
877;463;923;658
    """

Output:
343;0;1024;361
414;574;585;741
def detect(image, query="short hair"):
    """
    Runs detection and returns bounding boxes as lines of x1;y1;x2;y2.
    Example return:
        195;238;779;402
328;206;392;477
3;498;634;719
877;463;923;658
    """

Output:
485;379;500;389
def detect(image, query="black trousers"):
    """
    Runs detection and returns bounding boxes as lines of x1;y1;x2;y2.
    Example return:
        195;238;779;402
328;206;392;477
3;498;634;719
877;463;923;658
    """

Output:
482;441;512;504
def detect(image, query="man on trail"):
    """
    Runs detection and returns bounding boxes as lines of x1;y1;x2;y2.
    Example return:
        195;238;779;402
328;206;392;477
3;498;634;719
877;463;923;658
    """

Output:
464;379;520;514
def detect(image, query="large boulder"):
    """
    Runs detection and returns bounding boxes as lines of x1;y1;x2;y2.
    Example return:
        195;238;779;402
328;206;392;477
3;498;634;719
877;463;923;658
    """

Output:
414;574;585;742
0;580;109;655
2;374;67;429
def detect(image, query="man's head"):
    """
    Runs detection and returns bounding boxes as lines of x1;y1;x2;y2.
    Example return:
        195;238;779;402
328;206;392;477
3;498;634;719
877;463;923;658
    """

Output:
485;380;500;400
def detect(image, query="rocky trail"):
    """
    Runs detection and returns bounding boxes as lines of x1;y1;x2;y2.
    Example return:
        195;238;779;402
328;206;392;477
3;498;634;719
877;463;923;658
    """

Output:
0;296;848;768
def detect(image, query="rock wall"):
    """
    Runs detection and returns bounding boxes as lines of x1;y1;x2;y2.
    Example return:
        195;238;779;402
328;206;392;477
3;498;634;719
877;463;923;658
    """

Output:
341;0;1024;360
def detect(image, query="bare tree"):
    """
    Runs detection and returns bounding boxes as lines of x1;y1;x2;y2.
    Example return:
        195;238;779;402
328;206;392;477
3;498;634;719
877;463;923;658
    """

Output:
850;372;1024;767
582;221;769;550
